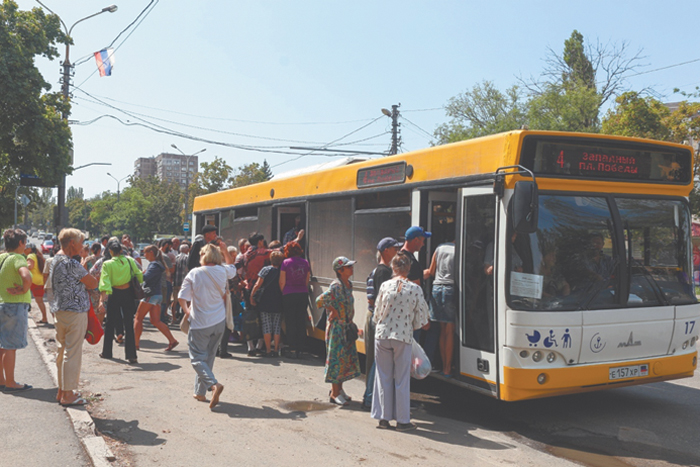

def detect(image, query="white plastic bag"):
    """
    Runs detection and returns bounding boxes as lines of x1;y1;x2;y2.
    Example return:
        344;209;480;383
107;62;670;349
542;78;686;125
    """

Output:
410;339;431;380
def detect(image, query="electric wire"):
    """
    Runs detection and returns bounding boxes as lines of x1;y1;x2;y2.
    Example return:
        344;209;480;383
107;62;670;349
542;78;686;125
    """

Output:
71;93;380;125
73;0;159;89
399;115;433;139
73;0;157;67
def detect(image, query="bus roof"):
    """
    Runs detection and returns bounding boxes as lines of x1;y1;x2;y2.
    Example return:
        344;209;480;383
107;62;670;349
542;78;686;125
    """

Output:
193;130;694;213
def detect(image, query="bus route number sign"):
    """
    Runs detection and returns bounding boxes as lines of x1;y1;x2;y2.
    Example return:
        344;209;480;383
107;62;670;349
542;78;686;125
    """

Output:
357;162;407;188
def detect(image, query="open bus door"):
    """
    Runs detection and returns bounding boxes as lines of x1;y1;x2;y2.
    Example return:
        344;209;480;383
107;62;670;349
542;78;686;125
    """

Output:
458;187;499;397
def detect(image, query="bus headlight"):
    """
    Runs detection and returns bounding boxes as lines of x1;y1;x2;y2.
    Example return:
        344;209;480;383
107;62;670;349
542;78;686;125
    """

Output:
683;340;688;350
691;337;697;347
537;373;547;384
519;350;529;358
532;351;542;362
546;352;556;363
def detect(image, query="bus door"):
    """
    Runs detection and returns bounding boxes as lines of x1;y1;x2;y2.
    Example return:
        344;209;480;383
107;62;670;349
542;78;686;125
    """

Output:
459;187;498;396
426;191;458;258
273;205;304;244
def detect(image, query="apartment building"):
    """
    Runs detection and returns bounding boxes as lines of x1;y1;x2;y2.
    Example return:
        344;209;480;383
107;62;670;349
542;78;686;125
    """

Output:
133;153;198;187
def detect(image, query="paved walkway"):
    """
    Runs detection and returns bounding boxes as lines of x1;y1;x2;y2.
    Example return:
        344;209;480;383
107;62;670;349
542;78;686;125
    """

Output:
0;320;90;467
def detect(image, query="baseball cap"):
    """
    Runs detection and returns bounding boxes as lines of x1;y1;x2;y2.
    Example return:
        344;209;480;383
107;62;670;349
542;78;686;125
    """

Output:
377;237;401;252
201;224;217;234
332;256;357;271
405;226;431;241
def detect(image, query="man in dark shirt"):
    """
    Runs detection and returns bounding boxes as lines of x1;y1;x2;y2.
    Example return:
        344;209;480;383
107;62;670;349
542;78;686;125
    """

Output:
401;226;431;287
363;237;401;410
187;224;218;272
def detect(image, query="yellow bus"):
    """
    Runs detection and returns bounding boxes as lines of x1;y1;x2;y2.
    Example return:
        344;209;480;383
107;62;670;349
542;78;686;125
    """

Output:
192;130;699;401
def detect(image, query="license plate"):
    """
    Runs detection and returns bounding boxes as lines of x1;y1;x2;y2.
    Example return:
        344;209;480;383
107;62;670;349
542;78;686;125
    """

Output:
609;364;649;380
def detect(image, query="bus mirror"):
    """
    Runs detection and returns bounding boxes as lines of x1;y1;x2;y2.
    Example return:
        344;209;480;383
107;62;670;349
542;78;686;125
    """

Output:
512;181;538;234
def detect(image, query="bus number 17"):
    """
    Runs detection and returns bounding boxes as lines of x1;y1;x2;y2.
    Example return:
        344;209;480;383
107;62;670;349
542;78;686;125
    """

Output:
685;321;696;334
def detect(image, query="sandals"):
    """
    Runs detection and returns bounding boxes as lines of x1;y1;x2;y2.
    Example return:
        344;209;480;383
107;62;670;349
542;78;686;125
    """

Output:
330;394;349;406
61;397;88;407
165;341;179;352
3;383;32;393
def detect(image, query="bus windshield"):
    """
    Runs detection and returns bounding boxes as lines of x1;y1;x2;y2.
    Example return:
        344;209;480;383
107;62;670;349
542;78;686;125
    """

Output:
507;194;696;311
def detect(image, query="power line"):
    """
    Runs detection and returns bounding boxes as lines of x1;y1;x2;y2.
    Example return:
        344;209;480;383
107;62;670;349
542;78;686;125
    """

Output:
399;115;433;139
73;95;332;145
71;92;379;125
73;0;159;88
73;0;157;67
271;116;385;168
627;58;700;78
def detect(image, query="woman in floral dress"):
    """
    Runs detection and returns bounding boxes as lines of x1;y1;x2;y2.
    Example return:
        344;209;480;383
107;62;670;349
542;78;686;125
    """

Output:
316;256;361;405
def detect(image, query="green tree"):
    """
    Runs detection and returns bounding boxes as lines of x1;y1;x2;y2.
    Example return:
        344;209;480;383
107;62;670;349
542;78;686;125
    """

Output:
601;92;671;140
432;81;526;145
0;1;72;227
601;92;700;215
129;176;182;235
230;160;273;188
199;157;233;193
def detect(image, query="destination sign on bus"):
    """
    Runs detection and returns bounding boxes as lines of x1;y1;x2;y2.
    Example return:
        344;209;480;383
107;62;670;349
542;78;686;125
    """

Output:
357;162;407;188
521;138;692;183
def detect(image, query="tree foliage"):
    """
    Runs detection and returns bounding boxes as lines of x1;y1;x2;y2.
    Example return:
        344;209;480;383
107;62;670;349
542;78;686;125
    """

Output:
0;1;72;228
433;81;526;145
230;160;273;188
435;30;645;144
601;92;700;215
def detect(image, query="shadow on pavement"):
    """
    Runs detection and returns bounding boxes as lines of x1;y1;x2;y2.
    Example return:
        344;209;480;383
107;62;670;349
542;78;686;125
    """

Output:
125;361;182;372
6;386;56;404
92;415;166;446
213;401;308;420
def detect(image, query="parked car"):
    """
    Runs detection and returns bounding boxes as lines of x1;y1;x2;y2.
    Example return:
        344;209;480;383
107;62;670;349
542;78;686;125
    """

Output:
136;242;150;256
41;239;54;255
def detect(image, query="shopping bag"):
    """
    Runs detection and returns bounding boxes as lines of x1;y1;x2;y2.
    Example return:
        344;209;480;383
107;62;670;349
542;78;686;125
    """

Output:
410;339;431;380
85;302;104;345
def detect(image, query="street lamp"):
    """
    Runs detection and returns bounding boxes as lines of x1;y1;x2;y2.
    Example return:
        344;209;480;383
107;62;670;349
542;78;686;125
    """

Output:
36;1;118;234
106;172;129;202
171;144;206;233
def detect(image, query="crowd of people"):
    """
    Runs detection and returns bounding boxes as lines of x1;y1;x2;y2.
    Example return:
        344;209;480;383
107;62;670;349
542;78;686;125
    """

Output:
0;221;457;430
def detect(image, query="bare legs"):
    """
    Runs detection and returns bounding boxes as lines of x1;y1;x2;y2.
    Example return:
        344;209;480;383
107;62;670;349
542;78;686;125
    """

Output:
0;349;18;388
35;296;47;323
134;301;178;350
263;333;281;354
439;322;455;375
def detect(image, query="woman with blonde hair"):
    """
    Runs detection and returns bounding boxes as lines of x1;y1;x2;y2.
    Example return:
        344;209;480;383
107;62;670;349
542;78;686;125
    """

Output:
134;245;179;351
178;241;236;409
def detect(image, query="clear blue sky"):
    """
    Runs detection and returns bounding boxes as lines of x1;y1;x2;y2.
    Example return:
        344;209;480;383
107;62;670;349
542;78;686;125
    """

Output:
15;0;700;198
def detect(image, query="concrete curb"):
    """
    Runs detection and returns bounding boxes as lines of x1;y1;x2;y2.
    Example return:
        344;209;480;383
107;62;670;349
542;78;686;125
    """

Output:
27;319;116;466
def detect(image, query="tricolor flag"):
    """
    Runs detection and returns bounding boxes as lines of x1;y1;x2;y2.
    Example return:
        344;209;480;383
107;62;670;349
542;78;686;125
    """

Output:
94;48;115;77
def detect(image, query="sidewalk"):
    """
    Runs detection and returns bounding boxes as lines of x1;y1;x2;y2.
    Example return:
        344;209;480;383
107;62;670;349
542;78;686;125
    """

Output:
0;319;90;467
24;302;577;467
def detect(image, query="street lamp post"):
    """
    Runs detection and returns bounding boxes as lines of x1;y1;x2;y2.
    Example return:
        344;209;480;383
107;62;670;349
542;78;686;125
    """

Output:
170;144;205;233
106;173;129;202
36;2;118;234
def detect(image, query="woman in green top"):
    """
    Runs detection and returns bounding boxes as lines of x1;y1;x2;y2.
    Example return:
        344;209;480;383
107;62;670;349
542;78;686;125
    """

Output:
0;229;33;392
98;238;143;364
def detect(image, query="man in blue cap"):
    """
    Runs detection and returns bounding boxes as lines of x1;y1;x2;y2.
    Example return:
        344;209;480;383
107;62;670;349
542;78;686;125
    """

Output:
363;236;401;410
401;226;431;287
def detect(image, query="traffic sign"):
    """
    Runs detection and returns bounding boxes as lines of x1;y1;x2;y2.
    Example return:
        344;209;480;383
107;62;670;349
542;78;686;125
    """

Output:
183;222;190;232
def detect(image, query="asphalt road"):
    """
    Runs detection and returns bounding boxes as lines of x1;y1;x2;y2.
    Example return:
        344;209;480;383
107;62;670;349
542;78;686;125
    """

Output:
21;231;700;466
25;296;699;467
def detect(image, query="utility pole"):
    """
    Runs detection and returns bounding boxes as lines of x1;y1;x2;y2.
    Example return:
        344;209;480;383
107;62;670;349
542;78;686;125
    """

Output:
39;2;118;234
381;104;402;155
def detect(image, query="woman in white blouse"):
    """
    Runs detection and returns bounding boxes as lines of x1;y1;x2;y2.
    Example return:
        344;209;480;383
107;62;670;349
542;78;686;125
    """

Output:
372;251;429;432
178;243;236;409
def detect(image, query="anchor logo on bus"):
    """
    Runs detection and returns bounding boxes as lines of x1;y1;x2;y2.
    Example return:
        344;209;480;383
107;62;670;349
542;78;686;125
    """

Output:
590;332;606;353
